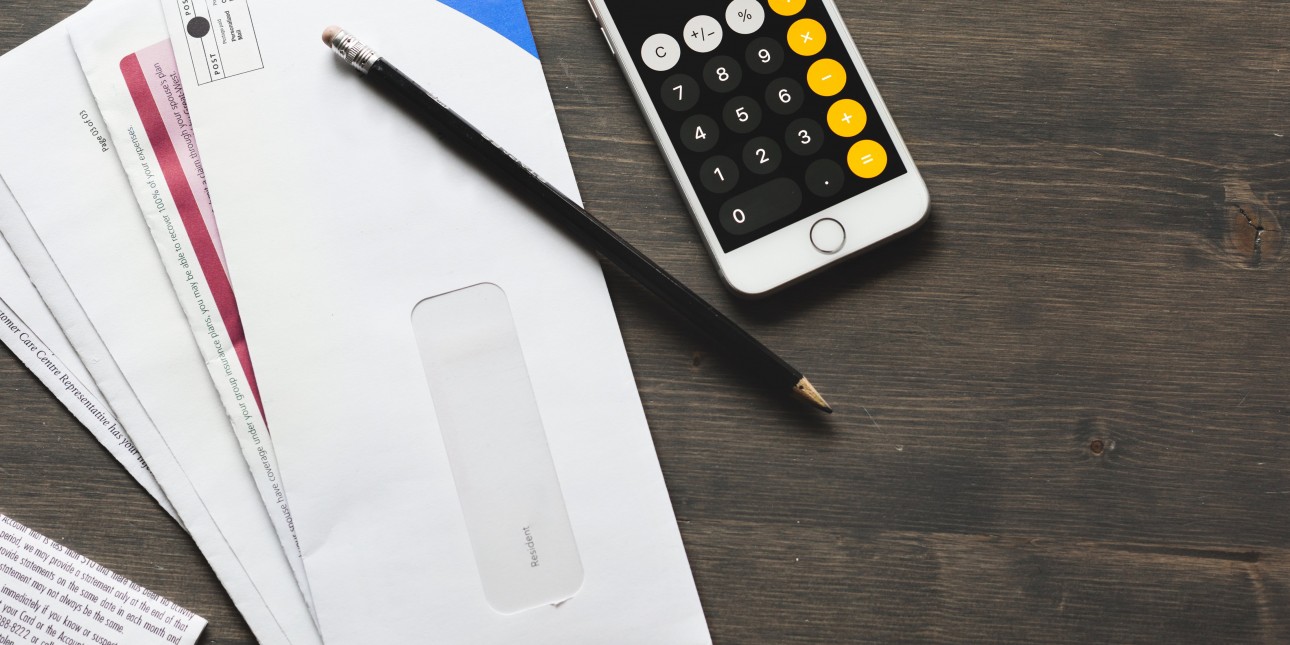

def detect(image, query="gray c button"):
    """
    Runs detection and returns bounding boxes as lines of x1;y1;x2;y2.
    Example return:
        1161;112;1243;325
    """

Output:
810;218;846;254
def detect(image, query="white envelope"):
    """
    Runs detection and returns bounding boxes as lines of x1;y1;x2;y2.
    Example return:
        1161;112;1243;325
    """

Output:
0;179;171;514
161;0;711;642
0;21;318;645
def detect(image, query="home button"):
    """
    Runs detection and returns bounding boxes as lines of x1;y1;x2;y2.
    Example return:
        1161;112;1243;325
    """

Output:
810;218;846;254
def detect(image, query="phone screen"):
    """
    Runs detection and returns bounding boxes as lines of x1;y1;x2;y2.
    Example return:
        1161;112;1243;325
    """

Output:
602;0;907;253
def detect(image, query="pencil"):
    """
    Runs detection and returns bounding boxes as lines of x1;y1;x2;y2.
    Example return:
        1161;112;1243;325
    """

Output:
323;26;832;414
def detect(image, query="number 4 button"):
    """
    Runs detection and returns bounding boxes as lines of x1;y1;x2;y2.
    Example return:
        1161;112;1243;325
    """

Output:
681;115;720;153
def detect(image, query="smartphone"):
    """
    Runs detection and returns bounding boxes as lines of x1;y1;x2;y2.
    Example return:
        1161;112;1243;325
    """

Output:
588;0;929;297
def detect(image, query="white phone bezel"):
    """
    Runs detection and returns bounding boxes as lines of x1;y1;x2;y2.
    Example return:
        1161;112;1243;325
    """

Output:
589;0;930;297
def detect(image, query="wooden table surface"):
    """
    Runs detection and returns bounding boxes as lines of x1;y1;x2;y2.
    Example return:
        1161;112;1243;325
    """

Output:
3;0;1288;642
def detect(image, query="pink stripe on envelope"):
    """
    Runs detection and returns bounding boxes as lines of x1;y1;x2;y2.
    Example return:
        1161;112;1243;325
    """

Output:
120;52;265;417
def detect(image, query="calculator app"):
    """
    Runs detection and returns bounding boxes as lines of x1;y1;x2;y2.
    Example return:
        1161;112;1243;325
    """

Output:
603;0;907;252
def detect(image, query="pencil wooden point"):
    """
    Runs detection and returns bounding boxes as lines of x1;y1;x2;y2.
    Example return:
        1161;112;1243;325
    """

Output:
793;377;833;414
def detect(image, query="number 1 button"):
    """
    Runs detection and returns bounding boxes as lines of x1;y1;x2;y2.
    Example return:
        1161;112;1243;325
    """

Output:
701;156;740;194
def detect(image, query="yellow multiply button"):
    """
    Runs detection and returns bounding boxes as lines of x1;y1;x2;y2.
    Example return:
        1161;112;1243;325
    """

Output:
768;0;806;17
807;58;846;96
826;98;867;137
848;140;888;179
787;18;826;57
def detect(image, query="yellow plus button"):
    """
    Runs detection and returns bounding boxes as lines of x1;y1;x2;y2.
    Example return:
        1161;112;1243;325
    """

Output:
827;98;867;137
807;58;846;96
768;0;806;17
787;18;826;57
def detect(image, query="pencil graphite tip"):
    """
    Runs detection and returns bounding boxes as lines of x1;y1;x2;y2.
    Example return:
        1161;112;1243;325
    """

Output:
793;377;833;414
322;25;343;46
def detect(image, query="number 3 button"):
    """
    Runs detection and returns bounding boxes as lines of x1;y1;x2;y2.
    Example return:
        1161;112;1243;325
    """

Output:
681;115;720;153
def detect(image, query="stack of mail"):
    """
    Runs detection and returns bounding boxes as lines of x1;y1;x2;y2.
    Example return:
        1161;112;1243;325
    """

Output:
0;0;711;642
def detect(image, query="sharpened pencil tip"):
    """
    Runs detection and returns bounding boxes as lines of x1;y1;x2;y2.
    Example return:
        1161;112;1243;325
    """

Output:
793;377;833;414
322;25;343;46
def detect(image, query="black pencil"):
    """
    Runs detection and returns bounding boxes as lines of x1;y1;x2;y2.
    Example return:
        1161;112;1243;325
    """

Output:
323;26;832;414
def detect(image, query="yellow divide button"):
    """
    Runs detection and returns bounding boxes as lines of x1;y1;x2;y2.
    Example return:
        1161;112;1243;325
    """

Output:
788;18;826;57
827;98;867;137
807;59;846;96
768;0;806;17
848;140;889;179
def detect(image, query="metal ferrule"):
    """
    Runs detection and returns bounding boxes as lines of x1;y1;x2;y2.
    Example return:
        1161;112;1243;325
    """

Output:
329;29;380;74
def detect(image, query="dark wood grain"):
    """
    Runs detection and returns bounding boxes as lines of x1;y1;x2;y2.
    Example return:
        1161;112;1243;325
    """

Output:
3;0;1288;643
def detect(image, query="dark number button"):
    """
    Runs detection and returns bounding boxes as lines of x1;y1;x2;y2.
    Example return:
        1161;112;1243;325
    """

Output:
680;114;720;153
723;96;762;134
746;37;784;75
805;159;845;197
718;178;804;235
742;137;782;175
700;155;740;194
765;77;804;115
661;74;699;111
785;118;824;156
703;56;743;93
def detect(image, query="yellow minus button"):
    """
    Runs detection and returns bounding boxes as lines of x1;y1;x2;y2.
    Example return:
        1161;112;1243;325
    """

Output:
827;98;867;137
788;18;826;57
769;0;806;17
807;59;846;97
848;140;889;179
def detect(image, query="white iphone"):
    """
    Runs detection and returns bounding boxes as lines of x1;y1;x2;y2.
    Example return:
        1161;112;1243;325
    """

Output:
588;0;930;297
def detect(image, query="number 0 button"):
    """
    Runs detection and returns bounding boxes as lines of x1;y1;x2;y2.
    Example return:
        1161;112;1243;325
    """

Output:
661;74;699;111
680;114;720;153
723;96;762;134
742;136;782;175
701;155;740;194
